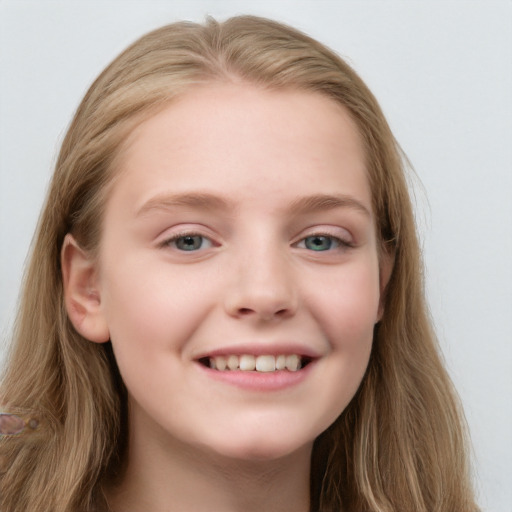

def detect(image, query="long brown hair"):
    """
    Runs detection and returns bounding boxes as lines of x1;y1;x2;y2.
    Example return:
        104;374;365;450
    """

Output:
0;15;478;512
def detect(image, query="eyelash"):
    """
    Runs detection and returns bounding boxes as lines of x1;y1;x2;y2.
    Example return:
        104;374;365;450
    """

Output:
160;231;353;253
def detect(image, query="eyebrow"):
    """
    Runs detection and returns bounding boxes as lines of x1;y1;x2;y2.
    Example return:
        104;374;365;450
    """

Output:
136;192;233;217
136;192;371;218
287;194;371;218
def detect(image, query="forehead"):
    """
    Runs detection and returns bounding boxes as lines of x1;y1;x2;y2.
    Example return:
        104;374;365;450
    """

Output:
110;83;371;216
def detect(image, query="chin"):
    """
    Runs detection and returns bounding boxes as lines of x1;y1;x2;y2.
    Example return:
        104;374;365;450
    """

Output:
205;433;314;464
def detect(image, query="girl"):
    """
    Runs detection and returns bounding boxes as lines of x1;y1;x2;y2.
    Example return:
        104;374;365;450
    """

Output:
0;15;479;512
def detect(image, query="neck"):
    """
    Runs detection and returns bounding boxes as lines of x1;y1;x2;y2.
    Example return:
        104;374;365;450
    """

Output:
106;418;312;512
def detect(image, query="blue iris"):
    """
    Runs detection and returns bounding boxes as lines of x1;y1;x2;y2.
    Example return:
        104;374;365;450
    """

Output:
304;235;334;251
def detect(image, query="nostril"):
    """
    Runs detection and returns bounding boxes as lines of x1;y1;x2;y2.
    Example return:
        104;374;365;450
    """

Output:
237;307;291;320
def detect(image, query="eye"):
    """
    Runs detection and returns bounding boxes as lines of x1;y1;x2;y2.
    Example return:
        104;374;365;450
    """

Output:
164;234;214;251
297;234;350;252
303;235;339;251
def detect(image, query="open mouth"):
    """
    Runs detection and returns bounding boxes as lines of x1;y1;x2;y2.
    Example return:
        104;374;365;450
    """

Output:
198;354;314;373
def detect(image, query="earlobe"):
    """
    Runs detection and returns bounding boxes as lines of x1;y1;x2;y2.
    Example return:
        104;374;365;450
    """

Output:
377;247;395;322
61;234;110;343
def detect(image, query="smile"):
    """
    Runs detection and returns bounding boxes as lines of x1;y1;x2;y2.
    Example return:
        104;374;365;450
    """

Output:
201;354;312;372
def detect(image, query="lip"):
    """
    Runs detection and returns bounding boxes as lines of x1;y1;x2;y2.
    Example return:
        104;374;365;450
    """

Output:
193;342;322;360
192;341;321;392
195;358;317;392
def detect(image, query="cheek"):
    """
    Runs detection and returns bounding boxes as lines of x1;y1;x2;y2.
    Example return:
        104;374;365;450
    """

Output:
99;260;216;407
312;267;379;424
99;253;218;355
308;259;381;345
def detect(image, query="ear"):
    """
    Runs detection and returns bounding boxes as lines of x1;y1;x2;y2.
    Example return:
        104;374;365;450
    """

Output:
377;247;395;321
61;234;110;343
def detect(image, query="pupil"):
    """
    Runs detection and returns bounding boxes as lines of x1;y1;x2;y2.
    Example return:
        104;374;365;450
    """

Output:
306;236;332;251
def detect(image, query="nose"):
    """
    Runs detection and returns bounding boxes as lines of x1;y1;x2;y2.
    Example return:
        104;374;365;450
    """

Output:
224;245;298;322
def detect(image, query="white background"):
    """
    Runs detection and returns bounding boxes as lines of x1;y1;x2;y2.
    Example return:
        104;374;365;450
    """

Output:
0;1;510;510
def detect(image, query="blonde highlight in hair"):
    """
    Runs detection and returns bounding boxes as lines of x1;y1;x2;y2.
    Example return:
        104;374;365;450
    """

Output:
1;16;478;511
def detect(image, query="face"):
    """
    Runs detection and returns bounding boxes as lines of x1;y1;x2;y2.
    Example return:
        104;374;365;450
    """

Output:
91;83;385;462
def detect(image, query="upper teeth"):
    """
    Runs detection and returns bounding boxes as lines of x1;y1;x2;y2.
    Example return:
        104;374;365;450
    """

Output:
209;354;302;372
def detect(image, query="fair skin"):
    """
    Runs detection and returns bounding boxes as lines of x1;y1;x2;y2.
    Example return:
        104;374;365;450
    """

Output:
62;83;390;512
